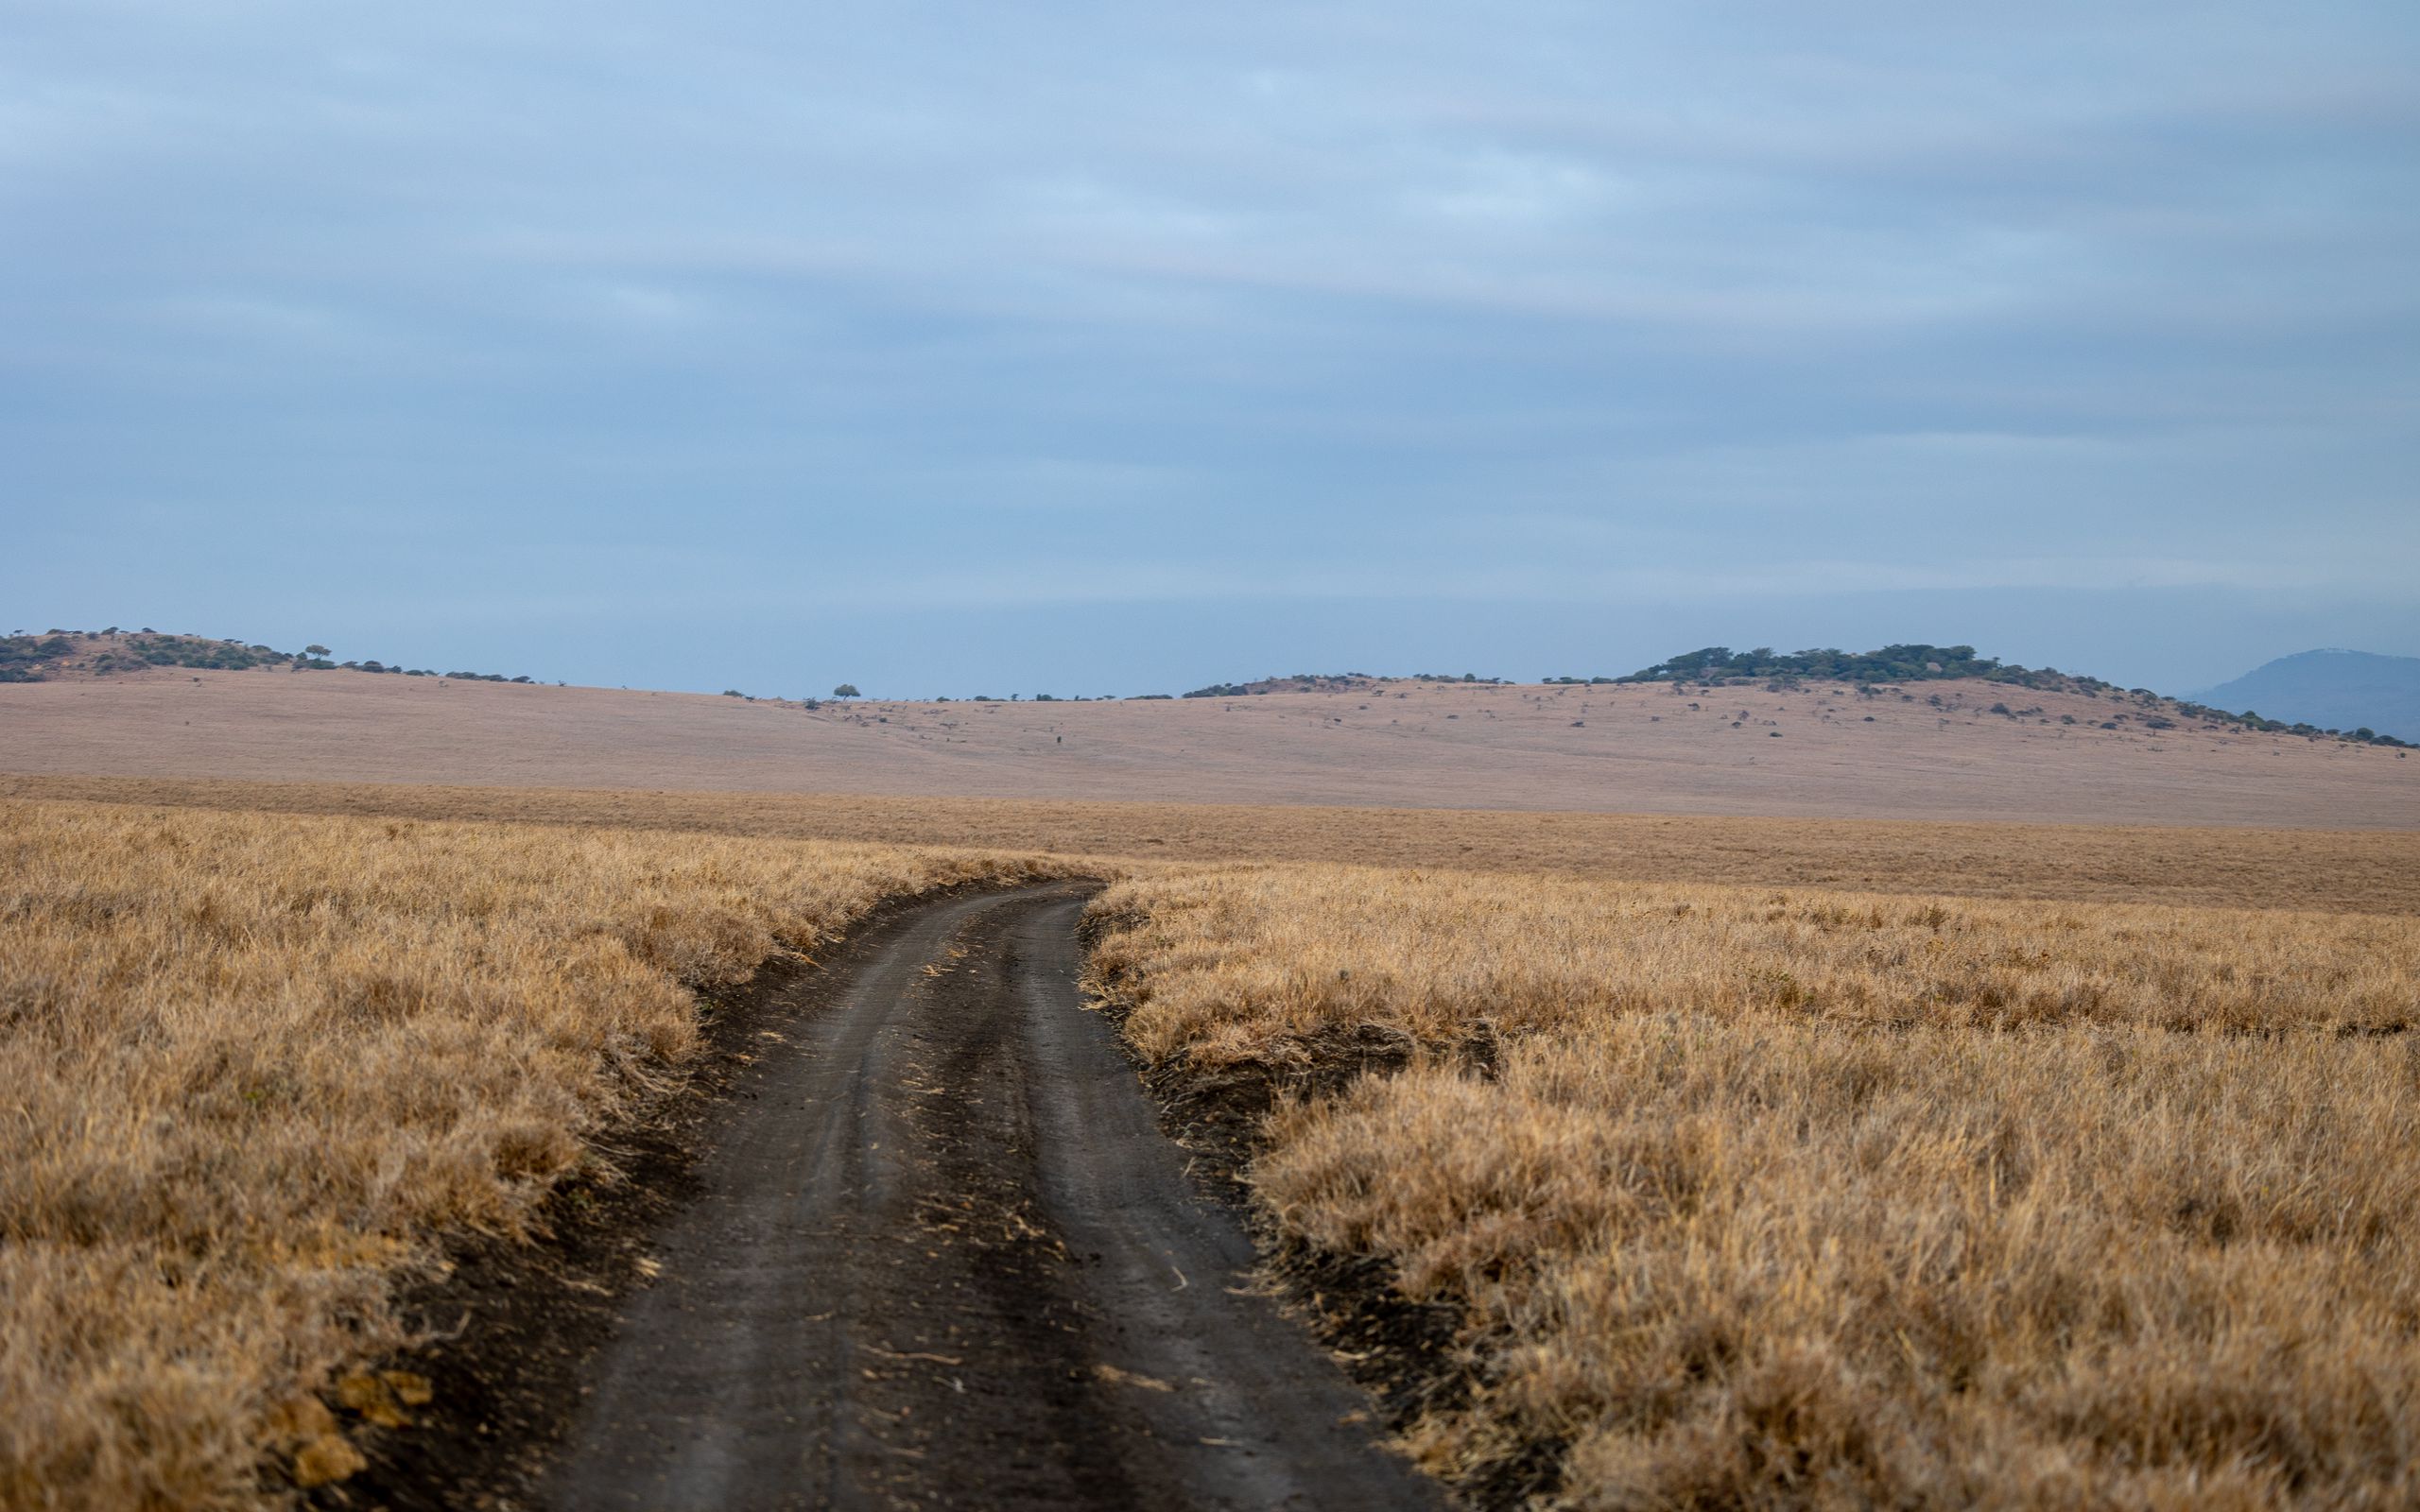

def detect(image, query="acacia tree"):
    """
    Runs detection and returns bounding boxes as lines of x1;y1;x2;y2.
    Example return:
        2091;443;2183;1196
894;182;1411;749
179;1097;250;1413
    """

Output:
833;683;860;699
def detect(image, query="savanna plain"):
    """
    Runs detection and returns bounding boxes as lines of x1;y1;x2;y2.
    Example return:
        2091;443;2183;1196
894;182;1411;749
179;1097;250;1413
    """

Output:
5;689;2418;1508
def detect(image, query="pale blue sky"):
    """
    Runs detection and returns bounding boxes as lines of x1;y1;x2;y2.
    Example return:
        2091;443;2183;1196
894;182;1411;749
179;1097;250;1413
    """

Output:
5;1;2415;696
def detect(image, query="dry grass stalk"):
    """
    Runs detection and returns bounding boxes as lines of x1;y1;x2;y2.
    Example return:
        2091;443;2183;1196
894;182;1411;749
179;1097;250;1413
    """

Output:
0;799;1076;1511
1087;867;2420;1508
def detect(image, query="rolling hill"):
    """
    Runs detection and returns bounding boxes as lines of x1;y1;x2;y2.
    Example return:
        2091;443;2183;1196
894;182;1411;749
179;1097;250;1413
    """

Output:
0;654;2411;829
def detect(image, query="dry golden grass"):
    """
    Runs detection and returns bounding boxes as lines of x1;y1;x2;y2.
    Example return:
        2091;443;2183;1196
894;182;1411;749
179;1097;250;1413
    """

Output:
8;773;2418;917
0;798;1080;1511
14;776;2420;1509
1086;868;2420;1508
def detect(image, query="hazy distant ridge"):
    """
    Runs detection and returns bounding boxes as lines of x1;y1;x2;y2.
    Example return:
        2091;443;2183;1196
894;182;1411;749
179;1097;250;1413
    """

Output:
2195;650;2420;743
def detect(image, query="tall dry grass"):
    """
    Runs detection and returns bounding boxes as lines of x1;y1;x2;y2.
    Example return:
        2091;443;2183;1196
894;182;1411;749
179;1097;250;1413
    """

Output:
1087;868;2420;1508
0;799;1075;1511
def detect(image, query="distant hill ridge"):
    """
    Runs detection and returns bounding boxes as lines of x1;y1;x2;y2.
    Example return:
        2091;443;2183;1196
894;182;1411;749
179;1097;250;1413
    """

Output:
1180;671;1507;697
1598;643;2100;691
0;629;537;686
2195;649;2420;744
9;627;2411;749
1194;643;2412;747
1197;645;2105;697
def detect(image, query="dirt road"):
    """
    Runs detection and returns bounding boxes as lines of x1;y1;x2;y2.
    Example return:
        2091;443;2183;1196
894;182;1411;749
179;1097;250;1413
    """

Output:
537;883;1443;1511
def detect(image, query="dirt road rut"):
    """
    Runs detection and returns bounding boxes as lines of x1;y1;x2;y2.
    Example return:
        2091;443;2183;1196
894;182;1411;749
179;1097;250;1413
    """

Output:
539;882;1443;1511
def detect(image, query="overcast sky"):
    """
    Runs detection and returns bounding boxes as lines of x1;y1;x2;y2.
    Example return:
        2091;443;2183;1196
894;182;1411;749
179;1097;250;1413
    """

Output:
5;0;2415;696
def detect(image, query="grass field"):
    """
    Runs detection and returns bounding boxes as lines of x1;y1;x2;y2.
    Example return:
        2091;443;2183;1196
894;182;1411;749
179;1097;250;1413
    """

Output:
0;799;1078;1511
1086;868;2420;1507
8;774;2418;916
8;787;2416;1509
3;665;2413;828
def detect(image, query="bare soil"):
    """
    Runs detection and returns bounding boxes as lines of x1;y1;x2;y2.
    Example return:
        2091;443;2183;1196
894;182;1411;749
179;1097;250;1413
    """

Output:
0;668;2411;827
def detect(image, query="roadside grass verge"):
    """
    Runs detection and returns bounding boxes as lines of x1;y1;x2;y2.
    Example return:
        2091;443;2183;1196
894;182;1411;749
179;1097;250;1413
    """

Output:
0;799;1078;1511
1086;867;2420;1508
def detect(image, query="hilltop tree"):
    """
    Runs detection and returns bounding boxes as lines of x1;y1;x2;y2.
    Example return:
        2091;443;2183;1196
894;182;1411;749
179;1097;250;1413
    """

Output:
833;683;860;699
1616;643;2021;687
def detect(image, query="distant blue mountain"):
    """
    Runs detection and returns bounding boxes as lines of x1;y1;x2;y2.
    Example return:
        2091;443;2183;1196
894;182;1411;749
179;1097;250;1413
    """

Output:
2194;650;2420;742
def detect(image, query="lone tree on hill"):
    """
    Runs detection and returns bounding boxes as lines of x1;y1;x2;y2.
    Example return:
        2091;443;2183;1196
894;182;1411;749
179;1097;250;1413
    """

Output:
833;683;860;699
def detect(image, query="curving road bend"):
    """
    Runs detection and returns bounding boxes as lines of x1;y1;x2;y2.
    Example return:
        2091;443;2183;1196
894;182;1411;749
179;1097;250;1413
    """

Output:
538;882;1443;1512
